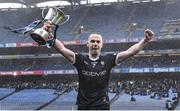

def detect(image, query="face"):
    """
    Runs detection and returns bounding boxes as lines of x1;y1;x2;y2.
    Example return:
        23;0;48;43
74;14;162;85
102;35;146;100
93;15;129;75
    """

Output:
42;21;53;32
87;34;103;56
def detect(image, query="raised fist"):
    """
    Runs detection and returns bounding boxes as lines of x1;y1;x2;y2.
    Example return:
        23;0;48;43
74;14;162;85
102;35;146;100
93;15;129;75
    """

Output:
144;29;154;42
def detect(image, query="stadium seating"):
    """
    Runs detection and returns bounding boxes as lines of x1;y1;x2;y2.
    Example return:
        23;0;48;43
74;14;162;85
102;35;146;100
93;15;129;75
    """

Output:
0;1;180;43
0;55;179;71
111;94;166;110
42;89;77;110
0;89;56;110
0;88;15;100
0;1;180;110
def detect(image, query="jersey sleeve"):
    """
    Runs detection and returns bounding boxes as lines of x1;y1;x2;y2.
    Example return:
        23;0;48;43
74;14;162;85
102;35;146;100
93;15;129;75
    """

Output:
105;53;117;69
73;53;83;68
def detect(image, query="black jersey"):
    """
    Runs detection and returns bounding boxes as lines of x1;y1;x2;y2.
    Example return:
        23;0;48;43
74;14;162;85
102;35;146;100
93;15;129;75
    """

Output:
73;53;117;106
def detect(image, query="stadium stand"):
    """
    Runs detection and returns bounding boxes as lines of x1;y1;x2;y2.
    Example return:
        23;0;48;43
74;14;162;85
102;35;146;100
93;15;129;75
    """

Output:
0;88;16;100
0;0;180;110
0;75;118;110
0;1;180;43
0;55;179;71
111;75;180;110
42;89;78;110
0;89;56;110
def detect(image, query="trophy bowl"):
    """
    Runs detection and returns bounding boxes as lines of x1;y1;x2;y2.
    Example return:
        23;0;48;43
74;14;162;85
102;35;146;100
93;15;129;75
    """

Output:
30;28;50;45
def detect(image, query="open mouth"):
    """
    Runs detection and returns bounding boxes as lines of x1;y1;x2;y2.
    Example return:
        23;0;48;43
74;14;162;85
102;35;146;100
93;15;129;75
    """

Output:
92;46;99;49
92;47;99;50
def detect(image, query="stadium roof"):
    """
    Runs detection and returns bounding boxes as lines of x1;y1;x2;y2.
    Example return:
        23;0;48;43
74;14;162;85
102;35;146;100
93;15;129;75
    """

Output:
0;0;68;5
0;0;73;6
0;0;162;4
0;0;168;8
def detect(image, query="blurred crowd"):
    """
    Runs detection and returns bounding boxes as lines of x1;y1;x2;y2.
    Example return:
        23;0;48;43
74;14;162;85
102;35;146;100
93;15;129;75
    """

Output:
0;55;179;71
0;75;76;91
124;77;180;110
0;74;179;109
120;55;180;68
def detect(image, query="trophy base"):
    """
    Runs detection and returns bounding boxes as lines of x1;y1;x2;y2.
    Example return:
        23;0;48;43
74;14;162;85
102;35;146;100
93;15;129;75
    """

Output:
30;33;46;45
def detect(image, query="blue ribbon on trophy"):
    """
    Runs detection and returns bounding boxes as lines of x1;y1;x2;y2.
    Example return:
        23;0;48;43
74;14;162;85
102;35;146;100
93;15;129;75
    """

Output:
4;7;70;48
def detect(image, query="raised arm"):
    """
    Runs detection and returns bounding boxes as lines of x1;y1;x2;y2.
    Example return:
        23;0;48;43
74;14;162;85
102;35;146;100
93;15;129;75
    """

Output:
53;39;75;63
42;21;75;63
115;29;154;64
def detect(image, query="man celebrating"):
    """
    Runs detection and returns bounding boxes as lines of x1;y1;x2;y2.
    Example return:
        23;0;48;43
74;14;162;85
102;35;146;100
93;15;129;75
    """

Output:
42;22;154;110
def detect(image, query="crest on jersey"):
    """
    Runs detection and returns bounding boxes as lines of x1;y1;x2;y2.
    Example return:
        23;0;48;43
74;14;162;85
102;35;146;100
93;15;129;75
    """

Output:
101;61;105;66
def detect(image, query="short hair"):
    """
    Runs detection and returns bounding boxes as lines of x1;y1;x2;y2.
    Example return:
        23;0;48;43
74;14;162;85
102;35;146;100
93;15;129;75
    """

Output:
89;33;102;39
91;32;101;35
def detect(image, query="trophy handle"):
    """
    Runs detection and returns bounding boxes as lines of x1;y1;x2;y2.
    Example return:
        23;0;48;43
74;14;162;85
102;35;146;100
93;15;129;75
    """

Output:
41;7;46;19
59;15;70;26
41;7;56;20
41;7;70;26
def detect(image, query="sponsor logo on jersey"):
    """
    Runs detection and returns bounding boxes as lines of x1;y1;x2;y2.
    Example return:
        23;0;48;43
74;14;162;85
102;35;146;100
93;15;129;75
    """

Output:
82;70;106;76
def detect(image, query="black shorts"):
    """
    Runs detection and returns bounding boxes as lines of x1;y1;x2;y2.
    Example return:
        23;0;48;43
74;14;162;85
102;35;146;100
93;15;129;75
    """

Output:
78;104;110;110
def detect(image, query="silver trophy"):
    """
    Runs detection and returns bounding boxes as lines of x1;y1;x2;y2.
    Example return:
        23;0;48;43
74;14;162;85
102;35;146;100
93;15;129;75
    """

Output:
30;7;69;47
